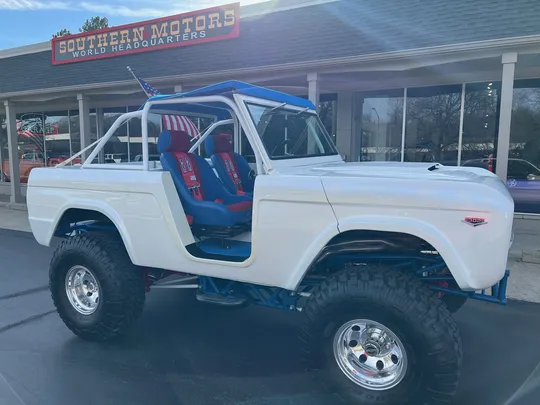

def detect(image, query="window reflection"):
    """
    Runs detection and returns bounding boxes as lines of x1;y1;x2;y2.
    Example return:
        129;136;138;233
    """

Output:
461;82;500;167
405;85;462;165
44;111;71;166
103;107;128;163
359;89;404;162
127;106;162;162
0;115;7;182
16;112;46;183
507;79;540;214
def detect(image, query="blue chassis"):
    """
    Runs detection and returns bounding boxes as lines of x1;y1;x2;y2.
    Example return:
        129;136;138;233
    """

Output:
68;221;510;311
198;255;510;311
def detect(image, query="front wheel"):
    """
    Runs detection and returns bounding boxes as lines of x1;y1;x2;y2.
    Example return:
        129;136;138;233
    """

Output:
300;266;462;405
49;232;146;341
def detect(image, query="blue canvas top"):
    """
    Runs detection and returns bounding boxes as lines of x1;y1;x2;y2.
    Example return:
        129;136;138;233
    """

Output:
142;80;316;118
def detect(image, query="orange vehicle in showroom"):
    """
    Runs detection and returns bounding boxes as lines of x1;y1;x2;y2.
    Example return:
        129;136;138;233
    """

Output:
2;150;81;183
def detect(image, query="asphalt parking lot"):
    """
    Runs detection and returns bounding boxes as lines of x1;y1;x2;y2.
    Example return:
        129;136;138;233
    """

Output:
0;229;539;405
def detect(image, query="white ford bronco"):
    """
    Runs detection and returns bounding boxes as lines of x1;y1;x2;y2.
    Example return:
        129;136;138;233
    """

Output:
27;81;513;405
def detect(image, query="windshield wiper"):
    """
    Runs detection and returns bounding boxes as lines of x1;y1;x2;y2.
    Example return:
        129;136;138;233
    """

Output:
294;107;311;116
267;102;287;113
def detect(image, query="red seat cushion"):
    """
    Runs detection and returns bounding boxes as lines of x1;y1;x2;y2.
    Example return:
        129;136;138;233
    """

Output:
225;201;253;212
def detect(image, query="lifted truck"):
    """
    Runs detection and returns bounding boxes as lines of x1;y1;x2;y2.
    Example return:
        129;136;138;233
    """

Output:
27;81;513;405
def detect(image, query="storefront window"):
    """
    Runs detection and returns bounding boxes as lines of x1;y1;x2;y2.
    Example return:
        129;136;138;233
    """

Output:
319;95;337;144
507;79;540;213
44;111;71;166
405;85;462;164
16;112;46;183
69;109;97;157
0;115;7;182
460;82;500;166
358;89;404;161
103;107;128;163
127;106;162;162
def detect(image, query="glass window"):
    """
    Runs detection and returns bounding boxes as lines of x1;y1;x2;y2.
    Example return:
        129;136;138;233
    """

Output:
43;111;71;167
103;107;128;163
245;102;338;160
68;108;98;157
405;85;462;165
460;82;500;168
319;95;337;145
507;79;540;214
510;79;540;172
0;115;7;182
127;106;162;162
69;109;81;158
358;89;404;162
16;112;46;183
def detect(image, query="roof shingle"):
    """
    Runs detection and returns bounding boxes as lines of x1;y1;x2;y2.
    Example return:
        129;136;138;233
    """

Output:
1;0;540;94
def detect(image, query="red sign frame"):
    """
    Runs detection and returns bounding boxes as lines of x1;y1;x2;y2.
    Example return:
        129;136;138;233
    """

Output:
51;3;240;65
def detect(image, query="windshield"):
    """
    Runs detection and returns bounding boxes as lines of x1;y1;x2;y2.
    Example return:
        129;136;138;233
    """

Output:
245;102;338;160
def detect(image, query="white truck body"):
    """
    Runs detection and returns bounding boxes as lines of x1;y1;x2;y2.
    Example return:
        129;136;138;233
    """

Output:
27;86;514;292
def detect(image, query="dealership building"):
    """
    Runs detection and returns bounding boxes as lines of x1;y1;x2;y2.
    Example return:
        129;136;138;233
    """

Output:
1;0;540;214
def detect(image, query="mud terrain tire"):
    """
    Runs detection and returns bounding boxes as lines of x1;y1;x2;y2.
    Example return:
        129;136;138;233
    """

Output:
300;265;462;405
50;232;145;341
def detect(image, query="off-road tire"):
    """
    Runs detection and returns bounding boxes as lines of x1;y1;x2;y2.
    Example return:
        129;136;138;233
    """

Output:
50;232;146;341
300;265;462;405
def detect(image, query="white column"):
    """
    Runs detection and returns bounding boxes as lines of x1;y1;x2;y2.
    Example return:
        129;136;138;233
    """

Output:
335;91;354;161
307;72;320;110
77;94;91;161
495;52;517;181
174;84;183;93
3;101;23;203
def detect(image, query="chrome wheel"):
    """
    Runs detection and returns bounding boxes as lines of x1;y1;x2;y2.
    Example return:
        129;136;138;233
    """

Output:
333;319;407;391
65;265;100;315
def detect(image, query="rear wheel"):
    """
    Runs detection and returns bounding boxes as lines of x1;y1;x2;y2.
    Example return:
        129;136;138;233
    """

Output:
50;232;146;341
300;265;462;405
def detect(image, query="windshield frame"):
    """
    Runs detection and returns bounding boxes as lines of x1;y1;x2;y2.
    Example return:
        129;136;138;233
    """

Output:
239;96;339;161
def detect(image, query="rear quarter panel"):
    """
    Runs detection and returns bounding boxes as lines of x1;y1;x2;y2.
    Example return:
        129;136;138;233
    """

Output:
27;167;340;290
27;167;196;266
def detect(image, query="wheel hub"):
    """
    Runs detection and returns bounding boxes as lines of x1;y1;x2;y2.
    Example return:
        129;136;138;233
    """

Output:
333;319;407;391
65;265;100;315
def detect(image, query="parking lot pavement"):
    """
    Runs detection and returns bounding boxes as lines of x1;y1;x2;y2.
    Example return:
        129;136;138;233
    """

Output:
0;292;539;405
0;229;539;405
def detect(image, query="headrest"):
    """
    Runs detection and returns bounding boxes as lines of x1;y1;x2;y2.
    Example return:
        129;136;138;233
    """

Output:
157;130;191;153
205;133;233;155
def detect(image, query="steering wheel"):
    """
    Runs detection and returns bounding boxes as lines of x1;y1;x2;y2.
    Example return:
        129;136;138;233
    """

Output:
271;138;293;157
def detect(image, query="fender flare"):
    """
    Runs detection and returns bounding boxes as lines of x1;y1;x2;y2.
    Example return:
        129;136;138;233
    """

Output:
48;200;137;264
290;215;468;290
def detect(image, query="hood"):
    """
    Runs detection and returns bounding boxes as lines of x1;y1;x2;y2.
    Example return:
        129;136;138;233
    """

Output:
275;160;513;209
310;161;494;183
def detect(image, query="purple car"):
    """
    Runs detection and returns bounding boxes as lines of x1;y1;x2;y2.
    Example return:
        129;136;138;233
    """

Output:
462;158;540;214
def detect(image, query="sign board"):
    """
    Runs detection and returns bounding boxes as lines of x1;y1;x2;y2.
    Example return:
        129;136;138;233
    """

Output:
52;2;240;65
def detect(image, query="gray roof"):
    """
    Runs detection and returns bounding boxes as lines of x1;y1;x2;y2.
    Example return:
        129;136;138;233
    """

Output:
1;0;540;95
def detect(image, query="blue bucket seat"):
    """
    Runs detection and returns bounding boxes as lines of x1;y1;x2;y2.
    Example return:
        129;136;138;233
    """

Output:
205;134;255;195
158;130;252;229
